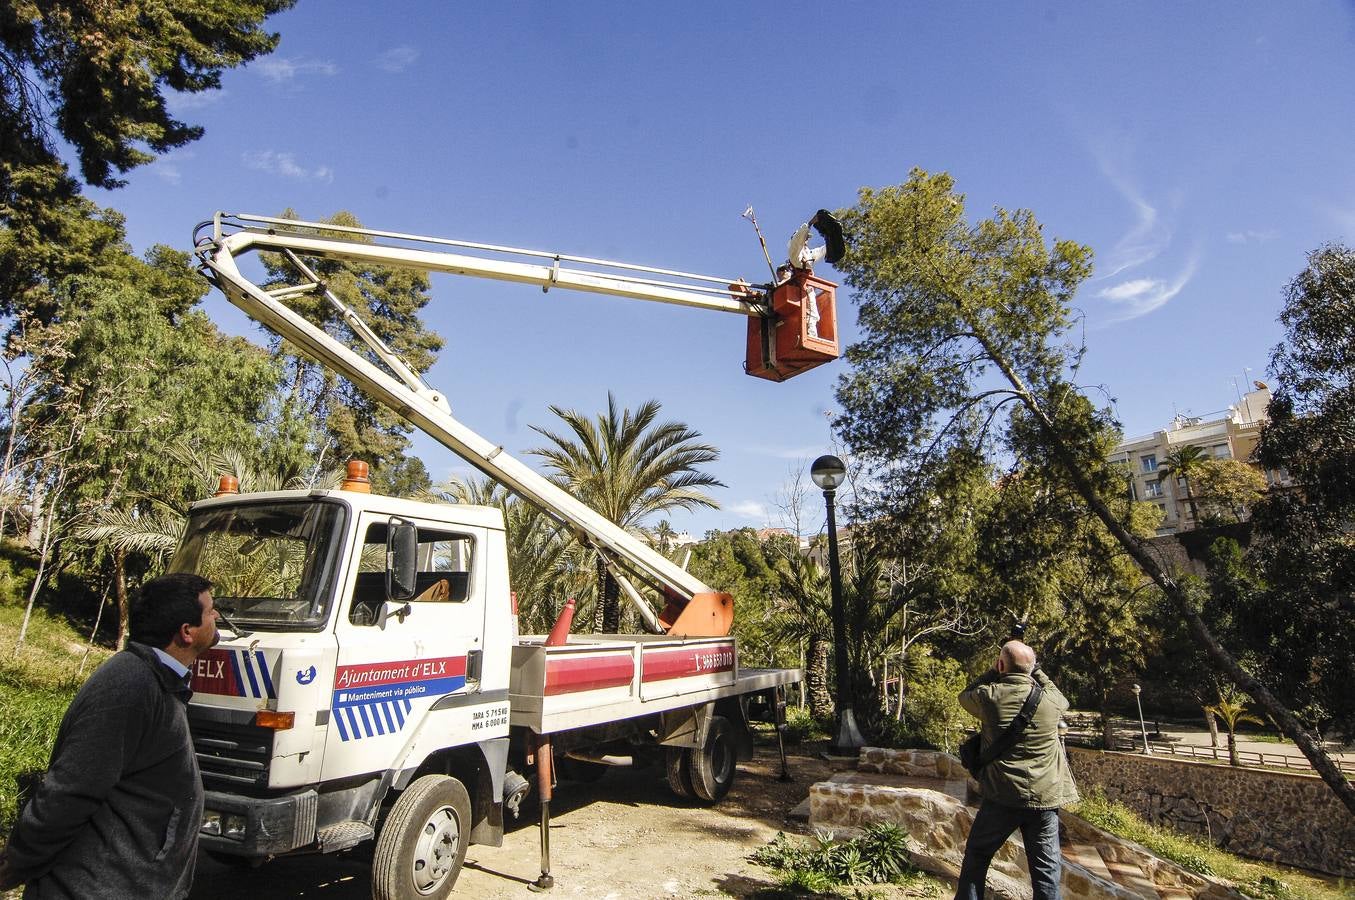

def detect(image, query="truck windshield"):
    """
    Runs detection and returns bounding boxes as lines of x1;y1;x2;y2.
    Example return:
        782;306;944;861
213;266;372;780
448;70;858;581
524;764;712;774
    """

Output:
168;500;346;631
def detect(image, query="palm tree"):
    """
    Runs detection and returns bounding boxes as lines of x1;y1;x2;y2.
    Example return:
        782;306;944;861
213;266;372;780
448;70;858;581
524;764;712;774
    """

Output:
1157;444;1209;527
653;519;677;554
768;545;835;718
1206;686;1264;767
529;393;722;633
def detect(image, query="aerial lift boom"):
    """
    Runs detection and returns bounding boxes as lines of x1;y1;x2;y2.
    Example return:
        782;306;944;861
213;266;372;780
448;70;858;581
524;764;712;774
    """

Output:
193;211;842;635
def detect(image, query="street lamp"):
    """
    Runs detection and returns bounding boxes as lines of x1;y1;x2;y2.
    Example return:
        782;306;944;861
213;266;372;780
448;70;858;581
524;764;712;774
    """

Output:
1130;684;1151;755
810;454;864;755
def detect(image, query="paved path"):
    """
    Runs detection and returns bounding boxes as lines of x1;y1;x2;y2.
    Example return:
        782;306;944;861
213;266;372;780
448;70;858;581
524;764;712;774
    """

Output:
1067;711;1355;768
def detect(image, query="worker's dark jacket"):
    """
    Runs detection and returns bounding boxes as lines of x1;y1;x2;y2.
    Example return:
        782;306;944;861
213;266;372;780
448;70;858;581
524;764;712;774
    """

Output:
4;642;203;899
958;668;1079;810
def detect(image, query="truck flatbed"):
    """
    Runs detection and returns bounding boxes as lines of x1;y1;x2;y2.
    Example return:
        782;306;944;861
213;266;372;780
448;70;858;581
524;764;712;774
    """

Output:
509;633;799;734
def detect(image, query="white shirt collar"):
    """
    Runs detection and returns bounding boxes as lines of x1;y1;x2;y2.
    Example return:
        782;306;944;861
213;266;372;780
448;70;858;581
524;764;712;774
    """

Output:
151;646;190;679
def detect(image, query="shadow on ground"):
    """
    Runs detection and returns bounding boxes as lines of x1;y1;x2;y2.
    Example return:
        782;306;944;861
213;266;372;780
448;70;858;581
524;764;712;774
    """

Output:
190;741;840;899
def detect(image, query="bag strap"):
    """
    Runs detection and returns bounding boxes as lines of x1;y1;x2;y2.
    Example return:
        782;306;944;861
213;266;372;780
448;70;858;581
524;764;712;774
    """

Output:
977;680;1044;770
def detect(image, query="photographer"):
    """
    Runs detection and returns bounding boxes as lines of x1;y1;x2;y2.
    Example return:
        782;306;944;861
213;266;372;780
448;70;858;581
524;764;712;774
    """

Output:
954;640;1078;900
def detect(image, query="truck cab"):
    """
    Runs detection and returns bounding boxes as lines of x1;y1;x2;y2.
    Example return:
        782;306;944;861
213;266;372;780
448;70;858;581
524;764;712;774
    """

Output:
174;475;515;864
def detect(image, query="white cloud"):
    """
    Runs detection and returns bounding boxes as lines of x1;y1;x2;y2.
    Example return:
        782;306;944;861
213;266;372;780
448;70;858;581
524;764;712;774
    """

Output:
166;90;225;114
1225;229;1279;245
1099;278;1158;302
243;150;335;183
1097;254;1198;324
1093;155;1173;278
255;57;338;84
729;501;769;521
1084;142;1196;325
154;150;195;186
375;46;419;73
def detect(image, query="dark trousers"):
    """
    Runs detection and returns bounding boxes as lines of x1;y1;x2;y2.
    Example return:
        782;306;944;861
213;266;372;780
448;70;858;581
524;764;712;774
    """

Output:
954;800;1061;900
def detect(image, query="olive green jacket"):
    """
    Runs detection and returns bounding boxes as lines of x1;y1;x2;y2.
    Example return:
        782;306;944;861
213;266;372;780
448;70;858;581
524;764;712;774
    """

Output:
958;668;1079;810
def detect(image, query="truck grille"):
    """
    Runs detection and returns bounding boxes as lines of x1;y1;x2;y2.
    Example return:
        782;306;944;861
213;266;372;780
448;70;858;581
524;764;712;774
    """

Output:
192;720;274;791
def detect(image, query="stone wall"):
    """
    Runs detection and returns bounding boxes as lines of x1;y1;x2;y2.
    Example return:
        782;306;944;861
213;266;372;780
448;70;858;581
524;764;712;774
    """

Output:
1067;747;1355;877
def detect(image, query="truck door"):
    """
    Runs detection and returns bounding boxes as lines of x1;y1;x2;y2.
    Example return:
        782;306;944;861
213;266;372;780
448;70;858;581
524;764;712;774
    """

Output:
321;514;486;781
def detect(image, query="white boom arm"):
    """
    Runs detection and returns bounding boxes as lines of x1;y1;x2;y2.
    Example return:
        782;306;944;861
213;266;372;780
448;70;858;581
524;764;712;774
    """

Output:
194;213;796;623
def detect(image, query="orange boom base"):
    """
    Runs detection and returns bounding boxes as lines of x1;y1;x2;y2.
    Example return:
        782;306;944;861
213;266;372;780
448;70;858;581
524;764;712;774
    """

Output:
658;591;735;637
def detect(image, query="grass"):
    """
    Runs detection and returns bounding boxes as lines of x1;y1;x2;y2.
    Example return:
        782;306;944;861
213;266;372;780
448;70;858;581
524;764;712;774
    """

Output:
1071;790;1354;900
0;602;110;838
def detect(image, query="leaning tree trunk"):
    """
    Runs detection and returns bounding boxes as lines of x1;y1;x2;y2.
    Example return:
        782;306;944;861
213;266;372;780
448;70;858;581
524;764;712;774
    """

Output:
965;318;1355;816
1205;707;1219;748
805;635;833;719
1227;729;1240;767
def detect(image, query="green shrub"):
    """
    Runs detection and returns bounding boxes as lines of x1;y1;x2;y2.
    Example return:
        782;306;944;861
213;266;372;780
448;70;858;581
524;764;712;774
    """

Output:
782;706;829;744
866;715;933;751
778;868;839;895
853;822;912;883
751;824;921;892
902;655;971;754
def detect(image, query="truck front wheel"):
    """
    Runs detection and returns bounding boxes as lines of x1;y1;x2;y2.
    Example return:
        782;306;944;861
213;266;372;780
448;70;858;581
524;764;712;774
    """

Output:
690;715;737;803
371;774;471;900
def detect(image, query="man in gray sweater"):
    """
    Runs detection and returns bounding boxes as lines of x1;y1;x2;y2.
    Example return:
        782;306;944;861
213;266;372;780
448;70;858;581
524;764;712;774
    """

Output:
1;573;219;899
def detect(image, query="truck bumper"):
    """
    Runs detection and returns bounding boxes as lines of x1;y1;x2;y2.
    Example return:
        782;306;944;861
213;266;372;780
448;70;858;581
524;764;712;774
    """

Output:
200;788;318;857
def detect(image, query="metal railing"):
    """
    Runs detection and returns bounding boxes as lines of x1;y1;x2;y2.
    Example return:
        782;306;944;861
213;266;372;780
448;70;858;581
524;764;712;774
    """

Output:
1065;729;1355;776
1135;739;1355;775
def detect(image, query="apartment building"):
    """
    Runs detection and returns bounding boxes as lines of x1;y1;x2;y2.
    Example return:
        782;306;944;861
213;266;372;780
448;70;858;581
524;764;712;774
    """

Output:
1110;386;1274;534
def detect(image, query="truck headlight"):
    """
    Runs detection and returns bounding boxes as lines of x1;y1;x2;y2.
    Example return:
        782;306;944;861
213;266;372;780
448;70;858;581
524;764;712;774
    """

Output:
201;811;222;835
224;814;247;839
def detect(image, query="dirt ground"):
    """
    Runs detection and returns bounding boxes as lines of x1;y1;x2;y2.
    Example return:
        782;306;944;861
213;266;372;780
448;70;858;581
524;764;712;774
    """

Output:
188;742;924;899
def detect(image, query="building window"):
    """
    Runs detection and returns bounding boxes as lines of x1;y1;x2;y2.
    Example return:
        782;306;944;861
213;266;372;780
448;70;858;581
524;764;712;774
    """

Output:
1141;454;1158;473
1144;480;1163;498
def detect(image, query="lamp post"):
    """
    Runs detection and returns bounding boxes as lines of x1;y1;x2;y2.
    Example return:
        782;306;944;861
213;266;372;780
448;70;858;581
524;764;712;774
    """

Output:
1131;683;1151;755
810;454;865;755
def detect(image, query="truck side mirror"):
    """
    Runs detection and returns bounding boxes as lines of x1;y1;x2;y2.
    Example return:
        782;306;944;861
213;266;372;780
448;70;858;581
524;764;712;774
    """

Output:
387;519;418;601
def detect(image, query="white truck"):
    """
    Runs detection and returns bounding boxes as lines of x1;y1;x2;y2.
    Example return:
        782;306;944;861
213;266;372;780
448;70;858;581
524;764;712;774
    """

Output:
177;210;844;898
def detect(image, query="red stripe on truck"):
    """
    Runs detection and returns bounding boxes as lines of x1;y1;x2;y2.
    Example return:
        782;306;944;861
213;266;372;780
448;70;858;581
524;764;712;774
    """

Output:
544;655;635;695
642;643;735;682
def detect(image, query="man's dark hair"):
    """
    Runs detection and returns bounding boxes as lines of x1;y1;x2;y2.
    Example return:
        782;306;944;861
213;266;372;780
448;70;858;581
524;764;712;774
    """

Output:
129;574;213;649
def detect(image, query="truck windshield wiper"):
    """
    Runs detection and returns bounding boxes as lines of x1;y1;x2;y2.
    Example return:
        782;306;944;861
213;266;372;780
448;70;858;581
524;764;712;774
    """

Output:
216;607;253;638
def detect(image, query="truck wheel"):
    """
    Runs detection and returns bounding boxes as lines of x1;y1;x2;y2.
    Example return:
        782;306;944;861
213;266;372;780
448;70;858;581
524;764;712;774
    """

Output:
665;747;694;799
690;715;737;803
371;774;470;900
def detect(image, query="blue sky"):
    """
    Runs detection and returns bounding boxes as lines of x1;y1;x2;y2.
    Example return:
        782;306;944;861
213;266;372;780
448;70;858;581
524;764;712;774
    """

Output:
93;2;1355;537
